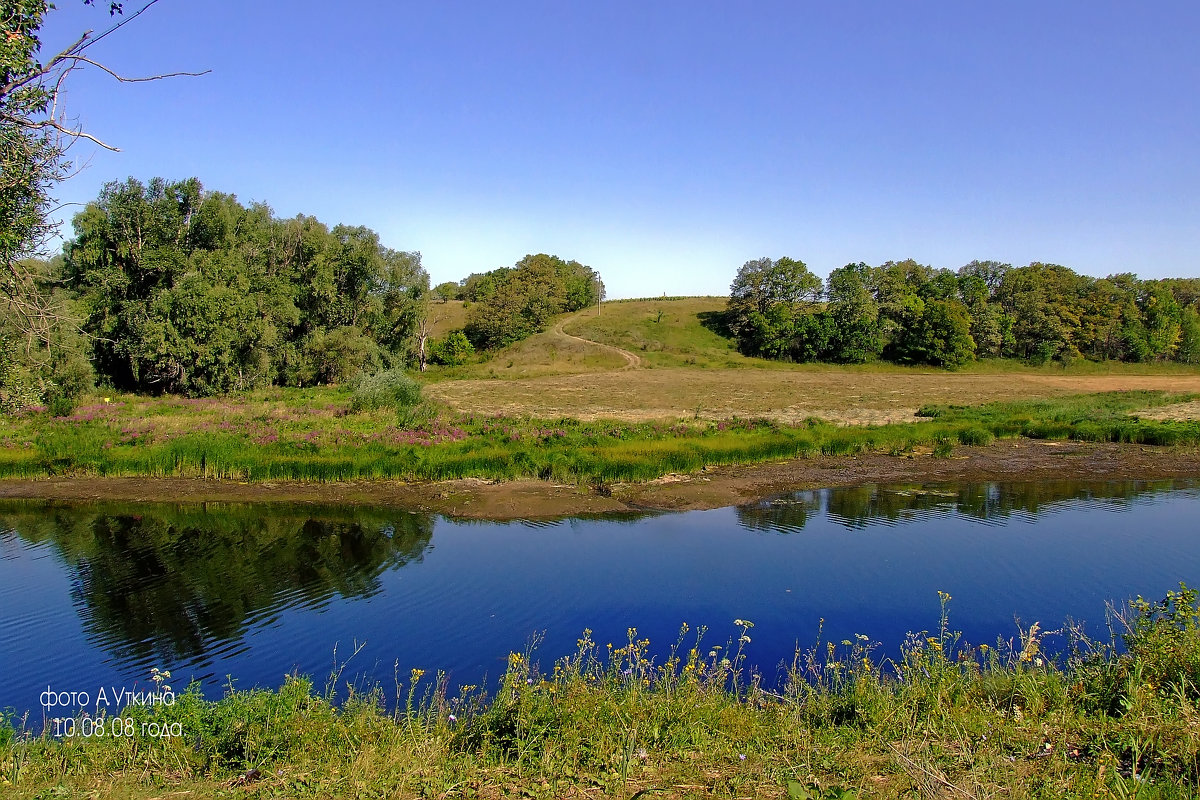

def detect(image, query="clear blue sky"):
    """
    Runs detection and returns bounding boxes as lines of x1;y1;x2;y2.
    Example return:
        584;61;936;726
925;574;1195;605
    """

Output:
38;1;1200;297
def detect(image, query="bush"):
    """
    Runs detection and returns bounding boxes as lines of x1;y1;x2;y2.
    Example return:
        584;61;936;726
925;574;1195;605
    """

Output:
429;330;474;366
1124;583;1200;701
350;368;422;412
304;326;381;385
956;427;994;446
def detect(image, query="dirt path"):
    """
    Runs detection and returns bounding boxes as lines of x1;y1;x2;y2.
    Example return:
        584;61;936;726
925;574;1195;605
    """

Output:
553;312;641;369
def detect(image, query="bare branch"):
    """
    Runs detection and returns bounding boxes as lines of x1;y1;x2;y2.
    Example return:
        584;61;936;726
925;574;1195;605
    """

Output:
15;117;120;151
81;0;162;51
53;55;210;83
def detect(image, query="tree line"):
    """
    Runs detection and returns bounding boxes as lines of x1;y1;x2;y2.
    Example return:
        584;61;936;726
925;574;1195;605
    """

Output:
61;176;430;396
726;257;1200;368
0;173;603;411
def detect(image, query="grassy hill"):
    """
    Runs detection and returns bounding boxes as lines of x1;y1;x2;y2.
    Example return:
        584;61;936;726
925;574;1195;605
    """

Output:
420;297;1200;424
562;297;755;369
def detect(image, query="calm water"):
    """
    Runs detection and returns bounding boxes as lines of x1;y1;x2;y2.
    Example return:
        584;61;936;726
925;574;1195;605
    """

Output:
2;480;1198;719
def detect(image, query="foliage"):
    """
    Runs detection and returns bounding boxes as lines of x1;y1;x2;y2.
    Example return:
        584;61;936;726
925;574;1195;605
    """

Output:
428;329;473;366
729;255;1200;370
431;280;461;302
62;177;427;395
463;253;602;349
349;367;422;413
825;263;884;363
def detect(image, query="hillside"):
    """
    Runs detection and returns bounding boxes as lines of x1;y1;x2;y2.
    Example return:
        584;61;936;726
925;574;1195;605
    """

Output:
422;297;1200;424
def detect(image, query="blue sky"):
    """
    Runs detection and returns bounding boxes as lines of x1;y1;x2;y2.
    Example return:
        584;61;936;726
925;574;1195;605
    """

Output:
38;1;1200;297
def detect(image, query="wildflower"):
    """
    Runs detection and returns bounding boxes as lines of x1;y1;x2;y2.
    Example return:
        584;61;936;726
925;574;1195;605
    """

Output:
738;754;746;762
447;714;457;724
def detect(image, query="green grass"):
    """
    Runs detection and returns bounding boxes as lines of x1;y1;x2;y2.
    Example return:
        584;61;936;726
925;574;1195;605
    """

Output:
5;586;1200;798
566;297;755;369
0;390;1197;483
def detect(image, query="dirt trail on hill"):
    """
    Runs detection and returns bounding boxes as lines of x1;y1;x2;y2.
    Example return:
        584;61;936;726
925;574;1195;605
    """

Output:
553;313;641;369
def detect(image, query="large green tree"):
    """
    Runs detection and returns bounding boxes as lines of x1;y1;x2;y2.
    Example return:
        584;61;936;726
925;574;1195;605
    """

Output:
463;253;601;350
825;262;884;363
725;256;823;357
65;177;427;394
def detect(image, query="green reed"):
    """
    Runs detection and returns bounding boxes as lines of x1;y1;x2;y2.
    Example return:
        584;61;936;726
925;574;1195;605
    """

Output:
0;391;1196;484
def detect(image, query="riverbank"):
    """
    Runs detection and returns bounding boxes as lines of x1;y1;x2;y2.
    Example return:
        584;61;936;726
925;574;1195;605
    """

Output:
4;586;1199;799
2;439;1199;519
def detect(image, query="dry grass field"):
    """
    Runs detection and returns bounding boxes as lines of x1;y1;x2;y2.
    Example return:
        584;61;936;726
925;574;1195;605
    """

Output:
425;298;471;337
424;298;1200;424
425;366;1200;424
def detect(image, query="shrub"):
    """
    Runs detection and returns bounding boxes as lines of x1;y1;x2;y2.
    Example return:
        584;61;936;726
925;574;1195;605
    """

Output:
304;326;381;385
956;427;994;446
429;330;474;366
350;368;422;412
1124;583;1200;702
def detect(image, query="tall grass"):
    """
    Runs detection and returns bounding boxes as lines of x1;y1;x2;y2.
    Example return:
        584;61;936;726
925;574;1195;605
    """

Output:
5;586;1200;798
0;391;1196;484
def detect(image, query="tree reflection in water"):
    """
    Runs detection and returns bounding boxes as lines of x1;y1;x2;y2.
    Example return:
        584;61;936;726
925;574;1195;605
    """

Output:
737;479;1194;533
0;502;434;666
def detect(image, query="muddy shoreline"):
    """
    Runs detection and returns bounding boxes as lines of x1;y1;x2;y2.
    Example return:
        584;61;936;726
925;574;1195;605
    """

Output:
1;440;1198;519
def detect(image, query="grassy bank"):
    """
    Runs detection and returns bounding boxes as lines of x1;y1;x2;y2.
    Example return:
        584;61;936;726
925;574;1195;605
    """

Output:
0;390;1198;484
4;587;1200;799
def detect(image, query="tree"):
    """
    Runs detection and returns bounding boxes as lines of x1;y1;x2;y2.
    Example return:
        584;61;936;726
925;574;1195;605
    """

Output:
2;0;204;406
429;330;473;366
825;263;883;363
726;256;822;356
64;176;426;393
995;263;1085;363
463;253;599;350
431;280;461;303
906;298;976;368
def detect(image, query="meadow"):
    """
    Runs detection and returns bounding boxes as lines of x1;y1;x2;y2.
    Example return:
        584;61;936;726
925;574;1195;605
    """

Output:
423;299;1200;425
2;387;1200;484
4;585;1200;799
1;298;1198;485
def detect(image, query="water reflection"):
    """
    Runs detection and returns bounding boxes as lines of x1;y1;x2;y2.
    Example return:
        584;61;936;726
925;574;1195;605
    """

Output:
738;480;1195;533
2;478;1198;718
0;503;433;666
